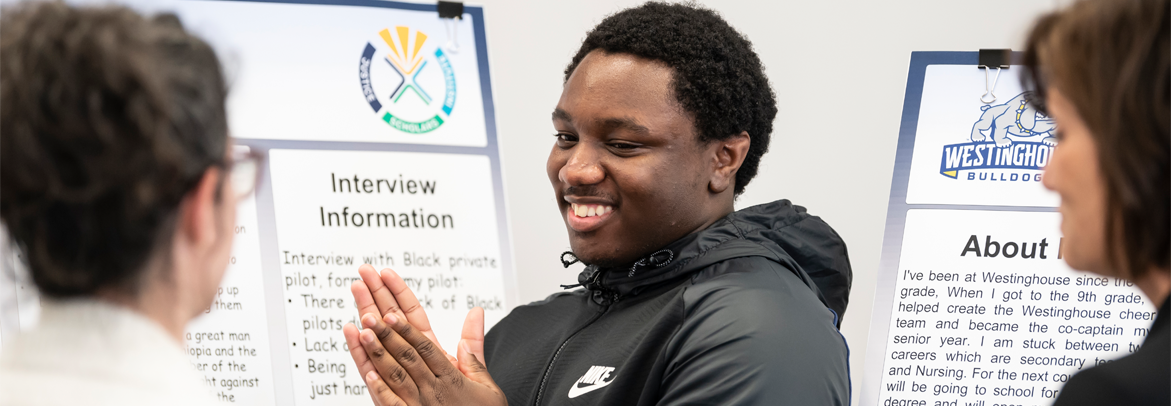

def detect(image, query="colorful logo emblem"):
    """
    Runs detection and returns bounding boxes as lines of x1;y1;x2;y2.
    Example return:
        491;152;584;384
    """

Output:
938;92;1057;181
359;26;456;134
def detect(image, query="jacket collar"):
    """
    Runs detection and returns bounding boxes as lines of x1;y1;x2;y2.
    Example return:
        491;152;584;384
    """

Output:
565;229;704;302
564;203;781;302
560;199;851;316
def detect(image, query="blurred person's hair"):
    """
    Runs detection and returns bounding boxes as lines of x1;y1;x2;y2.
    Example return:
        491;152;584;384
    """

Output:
0;2;229;298
1023;0;1169;279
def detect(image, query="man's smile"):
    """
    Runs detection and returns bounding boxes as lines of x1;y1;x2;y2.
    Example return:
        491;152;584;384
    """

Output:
566;202;616;233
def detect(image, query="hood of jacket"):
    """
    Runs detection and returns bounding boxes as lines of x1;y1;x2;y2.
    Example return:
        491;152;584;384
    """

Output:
569;199;853;324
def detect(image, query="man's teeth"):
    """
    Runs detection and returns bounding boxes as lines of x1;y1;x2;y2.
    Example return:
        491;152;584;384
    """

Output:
571;203;613;218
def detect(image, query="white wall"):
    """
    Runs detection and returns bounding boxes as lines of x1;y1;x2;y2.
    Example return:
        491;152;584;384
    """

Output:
475;0;1066;403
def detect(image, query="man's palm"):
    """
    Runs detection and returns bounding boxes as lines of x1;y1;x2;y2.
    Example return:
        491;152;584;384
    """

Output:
345;264;495;405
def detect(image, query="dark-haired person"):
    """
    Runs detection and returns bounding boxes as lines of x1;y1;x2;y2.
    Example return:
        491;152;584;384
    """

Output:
1022;0;1169;405
342;3;852;405
0;3;258;405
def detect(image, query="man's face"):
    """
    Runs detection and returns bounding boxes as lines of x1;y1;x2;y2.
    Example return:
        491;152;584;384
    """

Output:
548;51;715;267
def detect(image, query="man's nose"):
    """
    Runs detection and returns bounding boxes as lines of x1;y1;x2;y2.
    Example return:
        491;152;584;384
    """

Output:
559;145;604;186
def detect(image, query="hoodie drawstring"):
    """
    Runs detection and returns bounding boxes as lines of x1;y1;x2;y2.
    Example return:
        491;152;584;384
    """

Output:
628;249;674;277
560;252;584;289
558;248;676;290
560;251;580;268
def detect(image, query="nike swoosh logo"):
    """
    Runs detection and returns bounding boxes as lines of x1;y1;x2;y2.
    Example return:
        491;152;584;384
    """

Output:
567;376;615;399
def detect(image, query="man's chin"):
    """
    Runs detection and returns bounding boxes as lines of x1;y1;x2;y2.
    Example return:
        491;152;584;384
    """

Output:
567;241;621;268
572;248;656;270
575;256;626;269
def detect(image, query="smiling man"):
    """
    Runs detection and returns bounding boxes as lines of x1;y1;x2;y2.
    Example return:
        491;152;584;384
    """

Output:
344;3;852;405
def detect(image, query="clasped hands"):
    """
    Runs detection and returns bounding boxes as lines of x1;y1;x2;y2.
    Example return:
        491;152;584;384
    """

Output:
342;264;507;406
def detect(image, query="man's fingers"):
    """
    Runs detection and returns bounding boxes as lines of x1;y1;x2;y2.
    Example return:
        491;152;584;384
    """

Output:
358;327;421;400
370;267;450;361
381;269;443;345
384;312;458;379
348;324;409;406
365;370;406;406
352;280;382;328
457;338;500;389
460;307;487;370
362;313;437;386
343;323;380;391
359;265;405;320
457;308;494;387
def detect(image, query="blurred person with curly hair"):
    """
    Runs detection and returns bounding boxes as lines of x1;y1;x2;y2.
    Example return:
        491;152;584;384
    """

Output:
0;2;259;405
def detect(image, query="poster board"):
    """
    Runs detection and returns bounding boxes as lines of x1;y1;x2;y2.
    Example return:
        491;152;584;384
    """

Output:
1;1;516;405
861;52;1156;406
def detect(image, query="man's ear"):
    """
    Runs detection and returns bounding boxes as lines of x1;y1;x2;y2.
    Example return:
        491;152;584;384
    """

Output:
178;168;223;247
708;131;751;194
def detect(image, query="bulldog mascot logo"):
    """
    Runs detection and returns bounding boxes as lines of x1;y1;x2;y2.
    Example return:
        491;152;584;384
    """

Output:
938;92;1057;180
969;92;1057;148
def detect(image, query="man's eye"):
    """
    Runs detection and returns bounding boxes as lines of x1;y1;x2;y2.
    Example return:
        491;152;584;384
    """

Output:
609;142;638;150
554;133;577;143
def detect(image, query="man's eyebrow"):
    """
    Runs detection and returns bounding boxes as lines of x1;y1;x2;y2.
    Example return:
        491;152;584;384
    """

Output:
597;117;650;135
552;108;572;122
552;109;650;135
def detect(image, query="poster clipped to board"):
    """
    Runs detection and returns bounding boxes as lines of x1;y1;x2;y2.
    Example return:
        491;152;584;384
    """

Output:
861;52;1156;406
0;1;516;405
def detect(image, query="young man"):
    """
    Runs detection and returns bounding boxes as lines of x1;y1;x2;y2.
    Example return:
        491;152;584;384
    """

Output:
344;3;852;405
0;3;257;405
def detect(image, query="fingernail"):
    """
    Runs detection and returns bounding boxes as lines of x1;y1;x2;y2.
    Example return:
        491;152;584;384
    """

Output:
366;370;378;382
361;330;375;344
385;313;398;325
362;314;378;328
462;340;472;354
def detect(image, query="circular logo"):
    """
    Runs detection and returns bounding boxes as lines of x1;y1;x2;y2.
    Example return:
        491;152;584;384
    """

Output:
358;26;456;134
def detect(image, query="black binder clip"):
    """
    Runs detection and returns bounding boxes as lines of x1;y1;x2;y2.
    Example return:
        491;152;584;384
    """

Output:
438;1;464;18
977;49;1011;104
439;1;464;54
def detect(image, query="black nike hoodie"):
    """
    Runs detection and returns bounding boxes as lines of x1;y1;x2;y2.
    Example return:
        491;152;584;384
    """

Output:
484;200;852;405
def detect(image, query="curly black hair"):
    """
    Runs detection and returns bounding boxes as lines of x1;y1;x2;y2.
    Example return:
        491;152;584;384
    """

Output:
0;2;228;298
565;2;776;195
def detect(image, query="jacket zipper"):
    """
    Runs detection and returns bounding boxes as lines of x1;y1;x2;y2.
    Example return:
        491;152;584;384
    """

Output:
532;305;609;406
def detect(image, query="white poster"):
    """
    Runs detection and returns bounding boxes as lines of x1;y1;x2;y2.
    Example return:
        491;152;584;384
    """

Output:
269;149;508;404
862;52;1154;406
